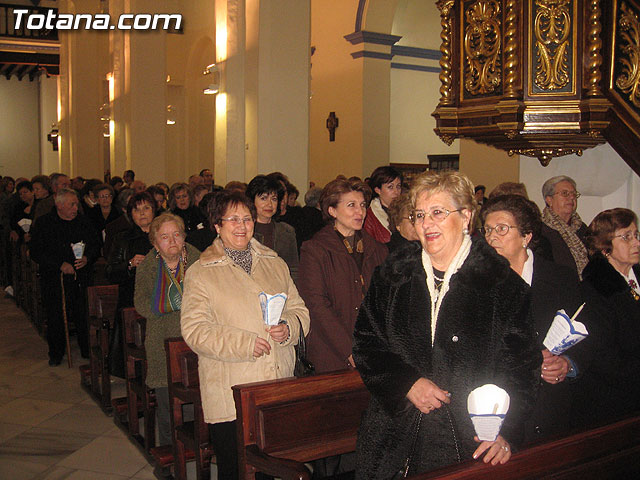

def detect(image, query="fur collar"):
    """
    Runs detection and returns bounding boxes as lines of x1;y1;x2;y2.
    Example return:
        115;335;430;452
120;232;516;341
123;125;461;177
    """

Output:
582;254;634;297
380;236;512;289
199;237;276;266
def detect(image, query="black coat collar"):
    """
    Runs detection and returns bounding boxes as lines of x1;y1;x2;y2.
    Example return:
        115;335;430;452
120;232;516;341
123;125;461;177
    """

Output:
380;236;512;290
582;254;639;297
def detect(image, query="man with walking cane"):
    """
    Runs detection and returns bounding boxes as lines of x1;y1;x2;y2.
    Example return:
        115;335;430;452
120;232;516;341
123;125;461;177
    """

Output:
30;188;100;366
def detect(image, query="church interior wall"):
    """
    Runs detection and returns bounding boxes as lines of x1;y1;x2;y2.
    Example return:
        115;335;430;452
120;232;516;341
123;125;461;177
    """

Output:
0;76;41;179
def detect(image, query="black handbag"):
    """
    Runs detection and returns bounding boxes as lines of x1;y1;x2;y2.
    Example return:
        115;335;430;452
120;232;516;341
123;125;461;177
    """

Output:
391;411;423;479
293;316;314;377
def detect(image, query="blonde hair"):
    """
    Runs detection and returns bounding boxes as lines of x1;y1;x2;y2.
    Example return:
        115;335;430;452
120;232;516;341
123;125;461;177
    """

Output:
148;212;186;246
409;171;476;226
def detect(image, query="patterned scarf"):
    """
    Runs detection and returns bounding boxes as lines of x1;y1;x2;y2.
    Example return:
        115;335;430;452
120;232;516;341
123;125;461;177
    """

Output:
542;206;589;276
225;247;252;275
152;254;185;315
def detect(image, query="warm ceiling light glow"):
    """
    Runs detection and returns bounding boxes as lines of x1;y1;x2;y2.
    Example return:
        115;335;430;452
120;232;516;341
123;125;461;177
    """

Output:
107;72;115;102
216;25;227;62
216;92;227;111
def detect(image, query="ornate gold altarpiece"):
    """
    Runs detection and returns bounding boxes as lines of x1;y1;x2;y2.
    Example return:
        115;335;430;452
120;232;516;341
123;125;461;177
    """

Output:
432;0;640;170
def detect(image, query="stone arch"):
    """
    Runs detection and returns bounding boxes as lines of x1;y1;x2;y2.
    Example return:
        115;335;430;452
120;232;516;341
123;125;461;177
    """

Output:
355;0;401;34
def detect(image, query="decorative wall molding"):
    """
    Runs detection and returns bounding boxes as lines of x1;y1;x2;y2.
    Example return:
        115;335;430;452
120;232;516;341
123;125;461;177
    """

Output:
344;30;402;46
391;45;441;60
390;63;440;73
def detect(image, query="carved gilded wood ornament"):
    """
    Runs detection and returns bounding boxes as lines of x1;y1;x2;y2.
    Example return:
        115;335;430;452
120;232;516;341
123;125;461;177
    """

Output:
431;0;640;171
464;0;502;95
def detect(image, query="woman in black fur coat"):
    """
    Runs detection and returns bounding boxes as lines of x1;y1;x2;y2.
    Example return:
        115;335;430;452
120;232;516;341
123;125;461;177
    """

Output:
575;208;640;427
352;172;540;478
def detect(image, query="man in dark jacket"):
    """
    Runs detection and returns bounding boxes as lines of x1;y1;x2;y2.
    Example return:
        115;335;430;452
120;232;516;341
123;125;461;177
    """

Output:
30;188;100;365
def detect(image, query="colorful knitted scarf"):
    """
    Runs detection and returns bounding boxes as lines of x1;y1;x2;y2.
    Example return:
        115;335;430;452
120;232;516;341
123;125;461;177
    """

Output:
152;255;184;315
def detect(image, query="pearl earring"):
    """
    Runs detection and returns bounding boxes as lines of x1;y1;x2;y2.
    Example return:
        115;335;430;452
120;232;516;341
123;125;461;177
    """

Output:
463;227;469;235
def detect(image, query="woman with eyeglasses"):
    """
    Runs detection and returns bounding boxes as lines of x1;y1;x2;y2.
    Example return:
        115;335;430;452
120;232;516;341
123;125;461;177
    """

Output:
181;190;309;480
574;208;640;427
541;176;588;276
386;193;419;253
169;182;205;234
480;194;591;444
87;183;121;244
352;172;539;478
298;177;387;375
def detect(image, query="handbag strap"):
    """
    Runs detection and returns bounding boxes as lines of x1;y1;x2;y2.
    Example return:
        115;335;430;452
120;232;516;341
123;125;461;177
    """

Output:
295;315;306;354
399;410;423;478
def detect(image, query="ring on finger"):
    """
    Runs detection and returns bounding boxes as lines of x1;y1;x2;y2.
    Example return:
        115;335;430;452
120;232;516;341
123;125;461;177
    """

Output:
555;376;559;382
501;445;509;452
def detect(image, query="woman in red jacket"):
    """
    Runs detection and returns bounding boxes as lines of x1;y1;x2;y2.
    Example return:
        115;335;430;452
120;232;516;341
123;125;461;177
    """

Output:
363;166;403;244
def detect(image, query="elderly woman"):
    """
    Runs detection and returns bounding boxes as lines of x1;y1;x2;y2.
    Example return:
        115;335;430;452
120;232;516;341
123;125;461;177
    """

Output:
134;213;200;446
9;180;36;243
107;192;157;376
541;176;588;276
575;208;640;426
298;178;387;374
352;171;540;478
481;195;590;443
181;190;309;480
363;166;403;244
386;193;419;253
169;182;205;234
87;183;120;240
246;175;299;281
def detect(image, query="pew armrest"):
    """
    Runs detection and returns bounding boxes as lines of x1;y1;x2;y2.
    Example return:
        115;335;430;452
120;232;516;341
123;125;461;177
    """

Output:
245;444;311;480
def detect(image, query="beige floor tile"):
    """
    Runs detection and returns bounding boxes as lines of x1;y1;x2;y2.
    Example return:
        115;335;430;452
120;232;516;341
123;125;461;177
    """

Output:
0;397;73;426
0;373;57;397
32;466;129;480
57;436;148;476
129;464;156;479
25;381;94;409
39;404;116;435
0;458;50;479
0;426;96;465
0;421;31;444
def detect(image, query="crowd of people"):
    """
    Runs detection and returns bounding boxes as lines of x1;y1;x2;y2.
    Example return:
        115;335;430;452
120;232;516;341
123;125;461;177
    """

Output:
1;167;639;479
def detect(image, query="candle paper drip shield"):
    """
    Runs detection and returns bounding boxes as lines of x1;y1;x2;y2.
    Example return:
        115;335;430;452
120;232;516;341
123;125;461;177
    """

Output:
467;384;510;441
542;309;588;355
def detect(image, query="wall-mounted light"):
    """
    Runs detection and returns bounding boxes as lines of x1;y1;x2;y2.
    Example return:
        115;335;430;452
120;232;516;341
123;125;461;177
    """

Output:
47;123;59;151
203;63;220;95
166;105;176;125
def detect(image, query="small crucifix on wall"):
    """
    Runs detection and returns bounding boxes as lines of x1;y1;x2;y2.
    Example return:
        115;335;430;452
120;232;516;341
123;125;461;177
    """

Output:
326;112;339;142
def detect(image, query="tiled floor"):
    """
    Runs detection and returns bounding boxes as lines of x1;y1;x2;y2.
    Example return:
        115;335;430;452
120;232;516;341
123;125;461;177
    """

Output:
0;294;205;480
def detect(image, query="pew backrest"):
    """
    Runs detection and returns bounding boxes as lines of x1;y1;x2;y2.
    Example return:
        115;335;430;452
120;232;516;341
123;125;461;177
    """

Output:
232;369;370;478
411;415;640;479
87;285;119;323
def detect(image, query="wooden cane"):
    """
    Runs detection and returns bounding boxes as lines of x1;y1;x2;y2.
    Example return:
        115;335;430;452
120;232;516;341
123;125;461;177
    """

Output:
60;272;73;368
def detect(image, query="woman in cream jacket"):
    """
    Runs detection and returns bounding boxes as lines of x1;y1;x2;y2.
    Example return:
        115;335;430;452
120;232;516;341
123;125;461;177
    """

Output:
181;190;309;480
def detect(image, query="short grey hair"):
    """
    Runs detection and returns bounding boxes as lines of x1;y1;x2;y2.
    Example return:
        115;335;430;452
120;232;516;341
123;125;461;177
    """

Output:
304;187;323;208
54;188;78;205
542;176;577;200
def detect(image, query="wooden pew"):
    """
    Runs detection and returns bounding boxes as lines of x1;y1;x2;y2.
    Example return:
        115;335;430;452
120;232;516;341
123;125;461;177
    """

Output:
114;307;157;453
410;415;640;479
232;369;370;480
164;337;213;480
79;284;119;414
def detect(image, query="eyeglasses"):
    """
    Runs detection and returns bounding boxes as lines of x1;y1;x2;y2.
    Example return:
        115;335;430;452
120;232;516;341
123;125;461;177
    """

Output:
98;194;112;199
553;190;581;199
221;216;254;225
481;224;520;236
614;231;640;242
409;207;463;224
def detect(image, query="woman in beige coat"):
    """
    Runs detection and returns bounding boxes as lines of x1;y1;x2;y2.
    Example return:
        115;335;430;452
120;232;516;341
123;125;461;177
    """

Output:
181;190;310;480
